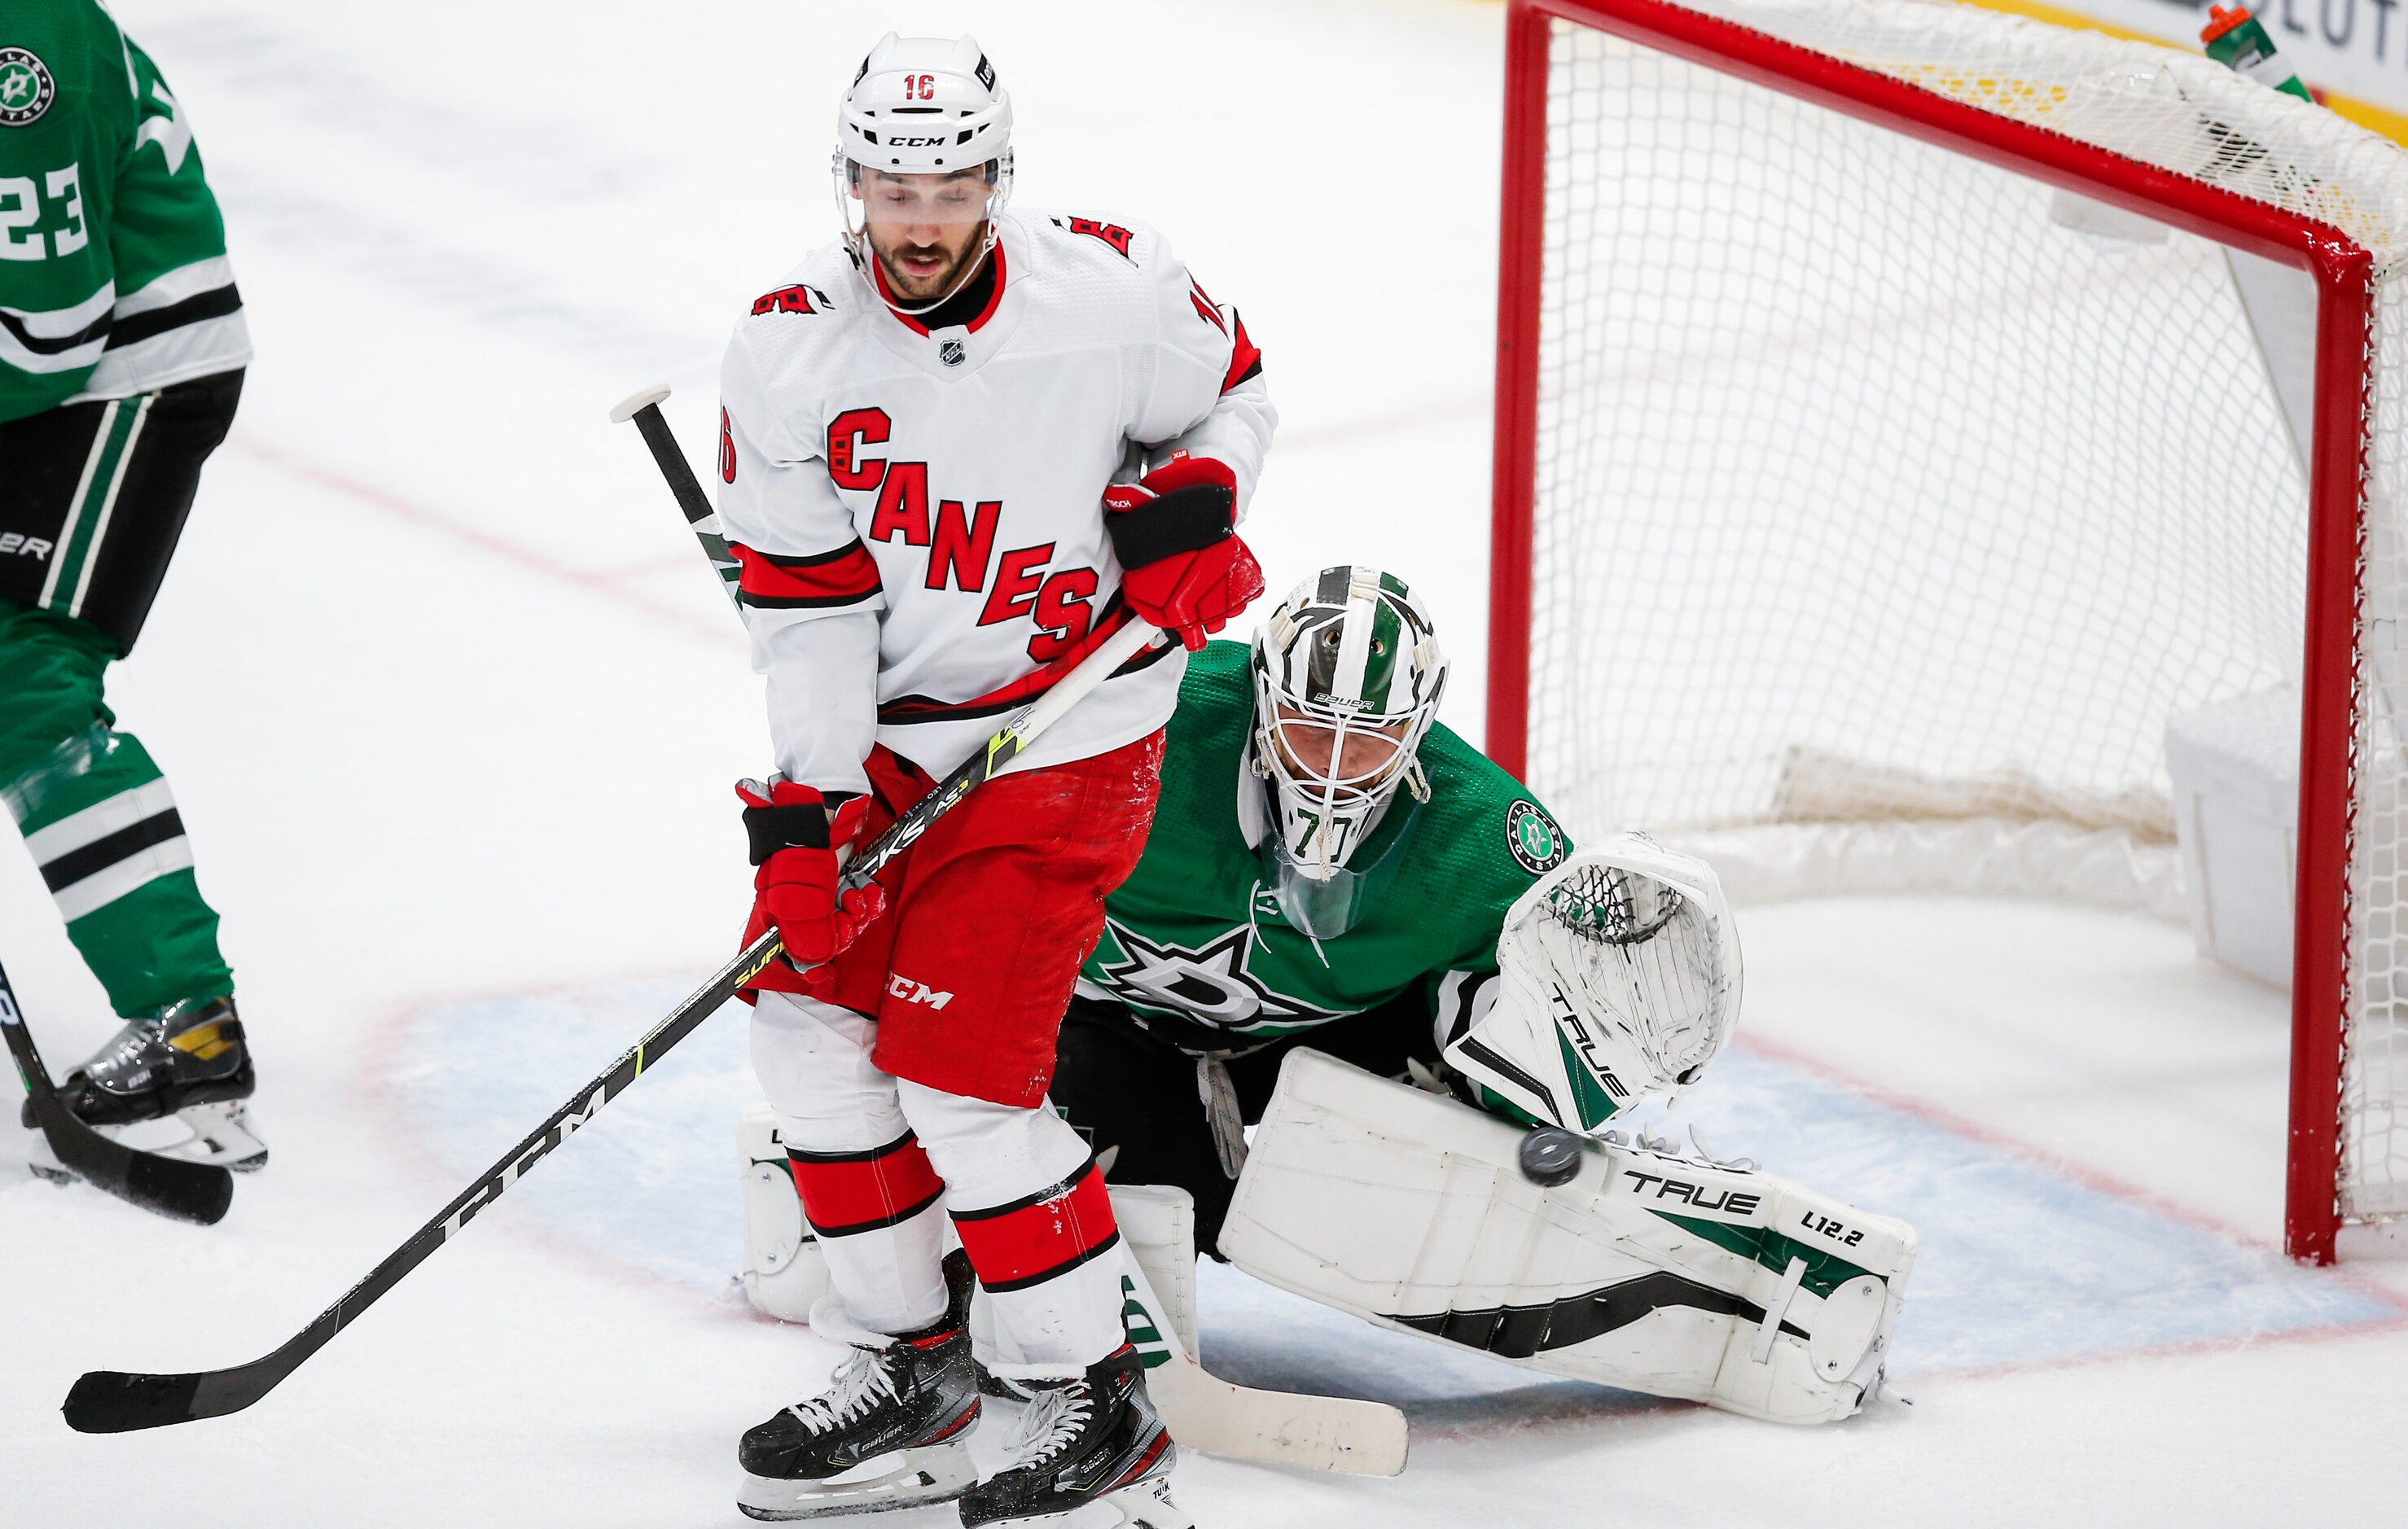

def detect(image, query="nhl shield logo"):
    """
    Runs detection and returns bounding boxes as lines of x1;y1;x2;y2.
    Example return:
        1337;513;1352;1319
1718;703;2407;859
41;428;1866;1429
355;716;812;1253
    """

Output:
0;50;57;127
938;338;966;368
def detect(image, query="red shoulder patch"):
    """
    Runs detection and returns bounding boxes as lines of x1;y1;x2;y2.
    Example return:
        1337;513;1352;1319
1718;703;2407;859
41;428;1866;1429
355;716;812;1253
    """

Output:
1065;217;1137;260
751;283;828;317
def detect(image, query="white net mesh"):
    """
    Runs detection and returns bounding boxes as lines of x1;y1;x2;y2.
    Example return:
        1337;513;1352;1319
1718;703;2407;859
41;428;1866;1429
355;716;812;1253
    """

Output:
1518;0;2408;1223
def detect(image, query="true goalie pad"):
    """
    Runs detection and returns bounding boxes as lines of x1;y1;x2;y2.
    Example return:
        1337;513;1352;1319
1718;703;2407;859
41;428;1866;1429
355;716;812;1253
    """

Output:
1445;834;1743;1131
1220;1049;1915;1426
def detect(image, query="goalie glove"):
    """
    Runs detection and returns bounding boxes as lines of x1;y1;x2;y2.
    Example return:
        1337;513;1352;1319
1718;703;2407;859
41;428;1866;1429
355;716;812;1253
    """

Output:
737;777;887;974
1445;834;1741;1132
1102;453;1266;651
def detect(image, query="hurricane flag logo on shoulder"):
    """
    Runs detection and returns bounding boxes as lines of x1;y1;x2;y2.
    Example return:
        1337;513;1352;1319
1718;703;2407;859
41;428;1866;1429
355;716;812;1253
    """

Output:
0;49;57;127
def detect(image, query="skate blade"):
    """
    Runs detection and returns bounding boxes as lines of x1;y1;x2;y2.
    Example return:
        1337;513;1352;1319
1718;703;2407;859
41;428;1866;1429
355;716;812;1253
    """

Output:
102;1101;269;1172
979;1478;1193;1529
738;1444;976;1520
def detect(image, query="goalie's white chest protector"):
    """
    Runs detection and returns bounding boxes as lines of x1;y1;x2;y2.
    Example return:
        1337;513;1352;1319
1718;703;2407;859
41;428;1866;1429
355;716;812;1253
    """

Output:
717;210;1265;779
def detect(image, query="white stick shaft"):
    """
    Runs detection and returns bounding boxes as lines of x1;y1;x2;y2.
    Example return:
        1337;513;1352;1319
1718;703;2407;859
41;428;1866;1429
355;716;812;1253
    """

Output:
1009;619;1166;749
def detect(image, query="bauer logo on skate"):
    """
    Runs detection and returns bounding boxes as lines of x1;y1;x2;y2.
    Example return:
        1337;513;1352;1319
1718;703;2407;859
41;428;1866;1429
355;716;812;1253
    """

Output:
1;533;53;559
886;975;954;1010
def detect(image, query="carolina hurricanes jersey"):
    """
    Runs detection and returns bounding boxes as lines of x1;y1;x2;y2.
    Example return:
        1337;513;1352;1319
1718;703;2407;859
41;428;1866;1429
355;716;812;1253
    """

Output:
715;209;1275;795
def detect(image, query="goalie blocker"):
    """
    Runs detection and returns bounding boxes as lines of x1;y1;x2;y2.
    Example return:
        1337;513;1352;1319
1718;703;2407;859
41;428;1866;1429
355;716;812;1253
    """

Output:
1220;1049;1914;1426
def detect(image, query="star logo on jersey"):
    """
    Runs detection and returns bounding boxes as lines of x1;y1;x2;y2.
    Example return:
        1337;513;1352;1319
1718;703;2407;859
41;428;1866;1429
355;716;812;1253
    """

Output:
0;50;57;128
1089;920;1343;1032
1506;800;1568;876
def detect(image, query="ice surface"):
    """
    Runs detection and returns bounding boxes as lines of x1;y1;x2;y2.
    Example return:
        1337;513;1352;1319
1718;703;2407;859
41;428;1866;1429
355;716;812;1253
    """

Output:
4;1;2406;1524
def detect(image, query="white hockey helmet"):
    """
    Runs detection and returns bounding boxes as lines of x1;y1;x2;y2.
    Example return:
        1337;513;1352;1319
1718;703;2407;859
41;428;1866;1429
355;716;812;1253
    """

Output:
1248;567;1449;935
831;34;1015;309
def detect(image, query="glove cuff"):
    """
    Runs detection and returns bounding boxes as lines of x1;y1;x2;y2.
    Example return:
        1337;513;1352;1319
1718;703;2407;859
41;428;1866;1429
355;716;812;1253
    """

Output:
744;803;831;864
1107;482;1235;568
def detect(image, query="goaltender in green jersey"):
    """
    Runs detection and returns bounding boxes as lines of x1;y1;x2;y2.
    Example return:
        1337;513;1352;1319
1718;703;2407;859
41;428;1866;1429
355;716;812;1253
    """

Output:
1052;568;1589;1251
4;1;262;1171
741;567;1916;1435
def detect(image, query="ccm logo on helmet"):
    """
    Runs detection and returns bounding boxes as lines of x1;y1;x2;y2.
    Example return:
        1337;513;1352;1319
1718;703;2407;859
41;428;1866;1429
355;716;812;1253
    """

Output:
889;135;950;148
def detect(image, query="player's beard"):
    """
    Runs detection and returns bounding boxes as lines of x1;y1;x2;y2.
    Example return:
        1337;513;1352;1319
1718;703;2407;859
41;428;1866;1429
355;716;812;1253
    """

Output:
873;223;990;306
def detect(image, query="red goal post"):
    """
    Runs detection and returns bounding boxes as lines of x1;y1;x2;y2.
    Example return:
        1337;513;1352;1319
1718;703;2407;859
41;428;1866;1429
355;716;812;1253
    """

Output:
1486;0;2406;1263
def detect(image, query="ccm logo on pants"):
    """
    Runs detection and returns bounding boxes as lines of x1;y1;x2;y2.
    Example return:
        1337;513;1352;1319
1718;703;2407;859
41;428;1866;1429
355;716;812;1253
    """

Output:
888;975;954;1010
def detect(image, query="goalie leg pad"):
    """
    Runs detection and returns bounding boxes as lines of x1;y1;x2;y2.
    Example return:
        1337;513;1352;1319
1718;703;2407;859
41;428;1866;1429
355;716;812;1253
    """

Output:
1219;1049;1915;1425
738;1102;830;1323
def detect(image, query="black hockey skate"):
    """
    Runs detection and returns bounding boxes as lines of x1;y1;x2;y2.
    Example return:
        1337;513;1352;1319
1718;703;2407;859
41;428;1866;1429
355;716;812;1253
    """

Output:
958;1345;1190;1529
739;1251;983;1520
20;996;265;1171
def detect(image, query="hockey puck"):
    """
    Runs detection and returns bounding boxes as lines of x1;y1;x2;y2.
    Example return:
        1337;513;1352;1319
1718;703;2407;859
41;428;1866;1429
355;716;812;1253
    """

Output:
1518;1126;1584;1187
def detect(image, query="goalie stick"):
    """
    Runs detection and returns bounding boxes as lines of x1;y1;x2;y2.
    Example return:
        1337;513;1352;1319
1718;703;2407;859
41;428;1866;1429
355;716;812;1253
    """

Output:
611;383;1409;1475
58;424;1162;1438
2;955;234;1226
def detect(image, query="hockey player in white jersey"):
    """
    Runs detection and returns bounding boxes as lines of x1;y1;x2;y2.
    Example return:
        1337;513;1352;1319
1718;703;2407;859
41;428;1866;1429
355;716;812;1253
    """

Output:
713;33;1270;1527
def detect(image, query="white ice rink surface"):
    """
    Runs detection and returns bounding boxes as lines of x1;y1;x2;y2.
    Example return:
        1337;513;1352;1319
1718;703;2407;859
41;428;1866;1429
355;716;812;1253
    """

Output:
4;1;2406;1523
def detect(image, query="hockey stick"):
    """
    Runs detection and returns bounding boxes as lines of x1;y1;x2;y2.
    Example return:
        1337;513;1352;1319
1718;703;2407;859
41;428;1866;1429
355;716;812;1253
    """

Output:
609;384;739;605
61;531;1163;1441
1121;1251;1409;1477
2;956;233;1226
615;383;1411;1475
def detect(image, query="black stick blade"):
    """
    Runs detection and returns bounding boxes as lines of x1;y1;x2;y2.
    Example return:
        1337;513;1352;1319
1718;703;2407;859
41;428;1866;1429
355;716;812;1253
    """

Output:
42;1106;234;1225
117;1149;235;1225
62;1369;207;1434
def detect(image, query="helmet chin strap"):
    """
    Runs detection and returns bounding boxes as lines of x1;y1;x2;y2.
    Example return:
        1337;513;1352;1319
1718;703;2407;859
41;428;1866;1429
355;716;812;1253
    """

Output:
854;219;998;318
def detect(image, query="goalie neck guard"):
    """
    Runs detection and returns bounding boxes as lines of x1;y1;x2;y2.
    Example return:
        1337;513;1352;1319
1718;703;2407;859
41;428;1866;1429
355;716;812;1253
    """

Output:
1248;567;1448;938
831;33;1015;317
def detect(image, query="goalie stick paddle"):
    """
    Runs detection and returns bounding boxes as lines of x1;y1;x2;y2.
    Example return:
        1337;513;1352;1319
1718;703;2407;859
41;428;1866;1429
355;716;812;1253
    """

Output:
1;957;233;1227
61;599;1162;1436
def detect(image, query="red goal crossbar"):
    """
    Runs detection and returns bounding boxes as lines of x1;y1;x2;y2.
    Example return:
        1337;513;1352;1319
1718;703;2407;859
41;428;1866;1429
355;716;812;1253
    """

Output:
1485;0;2375;1263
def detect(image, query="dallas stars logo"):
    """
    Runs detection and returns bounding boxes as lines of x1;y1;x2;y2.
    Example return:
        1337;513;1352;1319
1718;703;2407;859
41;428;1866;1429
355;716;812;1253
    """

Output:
0;50;57;128
1090;920;1343;1032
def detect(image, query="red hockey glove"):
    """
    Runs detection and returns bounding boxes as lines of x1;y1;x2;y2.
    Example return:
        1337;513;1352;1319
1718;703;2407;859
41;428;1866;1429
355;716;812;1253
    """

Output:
735;777;887;970
1102;453;1267;651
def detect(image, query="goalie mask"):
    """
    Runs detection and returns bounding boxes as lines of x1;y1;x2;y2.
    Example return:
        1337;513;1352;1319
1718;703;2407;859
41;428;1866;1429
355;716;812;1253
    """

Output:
1248;567;1448;938
831;33;1015;315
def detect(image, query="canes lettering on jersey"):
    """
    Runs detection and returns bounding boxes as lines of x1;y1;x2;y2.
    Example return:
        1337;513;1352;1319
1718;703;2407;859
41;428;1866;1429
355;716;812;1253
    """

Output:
715;208;1276;795
817;408;1105;665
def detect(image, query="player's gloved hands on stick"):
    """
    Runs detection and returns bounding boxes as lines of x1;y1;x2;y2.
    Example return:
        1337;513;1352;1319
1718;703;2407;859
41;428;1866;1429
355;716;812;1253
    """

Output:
1103;453;1267;651
736;777;887;967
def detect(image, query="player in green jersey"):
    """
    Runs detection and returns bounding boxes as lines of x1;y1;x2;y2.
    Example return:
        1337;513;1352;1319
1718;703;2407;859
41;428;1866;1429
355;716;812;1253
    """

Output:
1049;565;1599;1252
3;2;260;1170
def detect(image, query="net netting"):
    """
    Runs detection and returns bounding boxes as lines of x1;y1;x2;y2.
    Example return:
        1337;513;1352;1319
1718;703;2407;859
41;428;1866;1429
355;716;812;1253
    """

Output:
1518;0;2408;1222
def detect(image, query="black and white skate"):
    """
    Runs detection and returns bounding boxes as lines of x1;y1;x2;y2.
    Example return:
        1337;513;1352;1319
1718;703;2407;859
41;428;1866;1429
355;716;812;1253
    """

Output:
738;1254;983;1520
18;997;266;1172
958;1345;1190;1529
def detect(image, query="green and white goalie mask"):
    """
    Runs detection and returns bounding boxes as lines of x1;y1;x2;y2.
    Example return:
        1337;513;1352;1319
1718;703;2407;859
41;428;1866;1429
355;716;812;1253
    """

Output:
1246;567;1448;939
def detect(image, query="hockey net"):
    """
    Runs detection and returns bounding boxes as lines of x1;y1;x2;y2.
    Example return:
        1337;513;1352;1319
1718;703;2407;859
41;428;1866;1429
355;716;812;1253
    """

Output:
1487;0;2408;1260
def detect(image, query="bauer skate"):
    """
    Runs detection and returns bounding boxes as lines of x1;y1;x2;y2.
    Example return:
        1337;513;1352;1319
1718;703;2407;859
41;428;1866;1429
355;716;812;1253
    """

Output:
958;1344;1190;1529
20;997;266;1172
738;1252;982;1520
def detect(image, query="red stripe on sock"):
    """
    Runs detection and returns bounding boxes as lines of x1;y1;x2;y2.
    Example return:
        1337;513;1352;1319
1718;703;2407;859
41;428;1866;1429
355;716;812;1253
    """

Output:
789;1135;946;1237
951;1163;1119;1289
